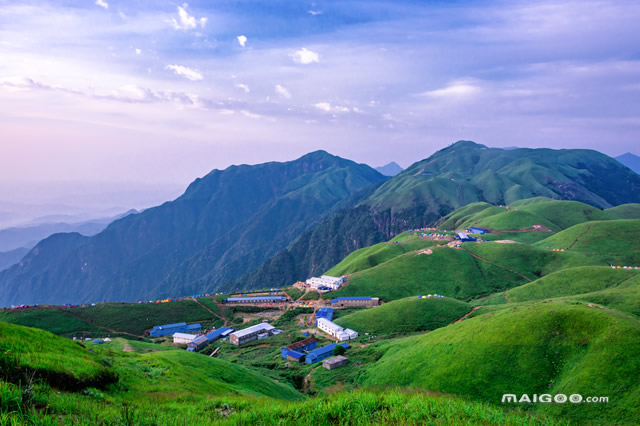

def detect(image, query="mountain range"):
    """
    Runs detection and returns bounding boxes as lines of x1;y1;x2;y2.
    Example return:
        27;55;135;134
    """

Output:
0;152;385;306
2;141;640;306
616;152;640;174
374;162;403;176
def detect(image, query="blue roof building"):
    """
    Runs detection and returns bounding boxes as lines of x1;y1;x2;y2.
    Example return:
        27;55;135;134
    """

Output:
205;327;234;342
330;297;378;307
305;343;349;364
466;227;489;235
149;322;202;337
316;308;334;325
457;232;477;242
281;336;318;359
224;296;288;304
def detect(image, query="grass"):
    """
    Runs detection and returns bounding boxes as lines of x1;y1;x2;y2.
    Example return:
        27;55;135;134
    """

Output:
535;220;640;265
0;308;109;337
325;242;406;276
505;266;640;303
61;300;217;336
335;296;471;336
283;287;305;301
358;300;640;425
606;203;640;219
0;322;117;391
329;245;533;302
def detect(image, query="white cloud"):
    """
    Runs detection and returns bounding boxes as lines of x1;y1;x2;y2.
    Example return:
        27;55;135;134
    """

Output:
165;64;203;81
168;4;207;31
237;35;247;47
95;0;108;9
290;48;319;65
135;48;142;55
274;84;291;99
335;106;350;112
308;10;323;16
314;102;331;112
235;83;250;93
420;81;482;98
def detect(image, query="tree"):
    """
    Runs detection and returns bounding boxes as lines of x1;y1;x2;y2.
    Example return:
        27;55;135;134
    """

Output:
332;344;346;356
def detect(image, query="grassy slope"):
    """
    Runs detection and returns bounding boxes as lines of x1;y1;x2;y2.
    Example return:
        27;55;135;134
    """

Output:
328;247;531;302
334;296;471;335
535;220;640;265
0;308;108;337
606;203;640;219
0;322;116;390
360;301;640;424
506;266;640;303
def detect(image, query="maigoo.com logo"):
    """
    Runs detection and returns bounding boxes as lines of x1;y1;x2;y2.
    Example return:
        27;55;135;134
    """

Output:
502;394;608;404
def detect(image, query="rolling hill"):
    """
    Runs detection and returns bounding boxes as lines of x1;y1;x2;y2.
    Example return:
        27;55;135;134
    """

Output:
334;296;471;335
238;141;640;290
615;152;640;174
359;301;640;424
0;151;386;306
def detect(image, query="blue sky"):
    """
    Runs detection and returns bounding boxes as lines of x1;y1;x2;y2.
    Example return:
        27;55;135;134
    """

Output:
1;0;639;221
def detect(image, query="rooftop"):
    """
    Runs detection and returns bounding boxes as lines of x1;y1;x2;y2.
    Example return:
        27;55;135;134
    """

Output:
330;297;371;303
226;296;287;302
286;336;318;351
231;322;275;338
324;355;348;365
152;322;187;330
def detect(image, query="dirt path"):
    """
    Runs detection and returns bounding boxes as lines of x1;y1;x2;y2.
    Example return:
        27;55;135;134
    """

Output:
122;341;135;352
191;297;225;322
303;366;319;391
504;291;510;304
459;247;533;282
569;223;593;249
454;306;481;323
215;301;229;327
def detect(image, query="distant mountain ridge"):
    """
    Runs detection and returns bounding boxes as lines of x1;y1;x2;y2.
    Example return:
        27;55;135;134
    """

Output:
0;152;386;306
375;162;403;176
234;141;640;291
616;152;640;174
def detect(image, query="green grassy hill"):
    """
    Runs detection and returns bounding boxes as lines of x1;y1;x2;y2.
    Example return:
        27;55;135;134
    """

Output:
328;246;531;302
334;296;471;335
0;297;223;337
606;203;640;219
535;220;640;265
505;266;640;303
359;301;640;424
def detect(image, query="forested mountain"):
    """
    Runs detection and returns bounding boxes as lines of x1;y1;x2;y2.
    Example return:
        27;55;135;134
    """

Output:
0;151;386;306
235;141;640;290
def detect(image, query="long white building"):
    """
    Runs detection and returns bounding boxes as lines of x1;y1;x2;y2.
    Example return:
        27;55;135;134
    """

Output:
317;318;359;341
173;332;197;344
229;322;275;346
306;275;345;291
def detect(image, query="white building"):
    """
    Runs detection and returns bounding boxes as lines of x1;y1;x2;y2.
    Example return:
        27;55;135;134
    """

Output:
306;275;345;291
317;318;359;341
173;332;197;344
230;322;276;346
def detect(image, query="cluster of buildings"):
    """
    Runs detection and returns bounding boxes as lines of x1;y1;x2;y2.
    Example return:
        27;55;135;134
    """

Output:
187;328;234;352
305;275;345;292
281;336;318;361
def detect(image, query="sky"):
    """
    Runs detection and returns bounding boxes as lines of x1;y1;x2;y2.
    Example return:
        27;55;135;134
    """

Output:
1;0;640;224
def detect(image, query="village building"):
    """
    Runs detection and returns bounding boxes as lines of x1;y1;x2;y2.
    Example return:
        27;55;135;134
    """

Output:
229;323;275;346
280;336;318;361
224;296;288;304
173;332;197;344
305;275;345;291
317;318;359;341
323;355;349;370
187;327;234;352
330;297;379;308
149;322;202;337
457;232;477;242
305;343;350;364
466;227;489;234
315;307;334;325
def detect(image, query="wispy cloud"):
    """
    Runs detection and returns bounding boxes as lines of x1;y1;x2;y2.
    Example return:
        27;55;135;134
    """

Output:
308;10;323;16
95;0;108;10
235;83;250;93
275;84;291;99
314;102;331;112
165;65;204;81
237;35;247;47
419;81;482;98
290;48;319;65
168;4;207;31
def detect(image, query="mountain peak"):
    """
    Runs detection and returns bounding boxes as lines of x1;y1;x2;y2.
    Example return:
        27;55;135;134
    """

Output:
615;152;640;174
375;162;403;176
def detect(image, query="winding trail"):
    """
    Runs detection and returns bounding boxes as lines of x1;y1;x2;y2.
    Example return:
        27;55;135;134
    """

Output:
569;223;593;249
454;306;481;323
459;247;533;282
214;300;229;327
191;297;225;322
